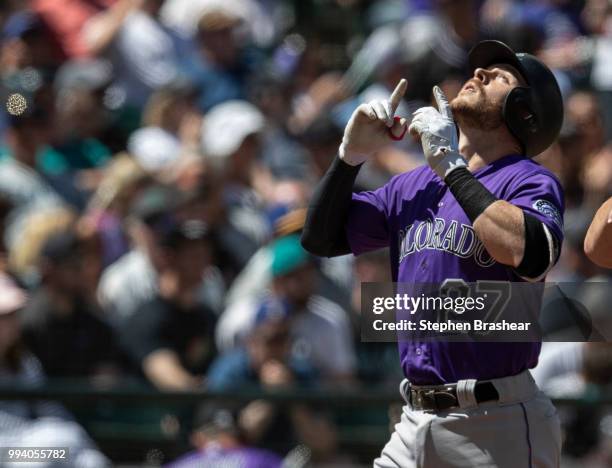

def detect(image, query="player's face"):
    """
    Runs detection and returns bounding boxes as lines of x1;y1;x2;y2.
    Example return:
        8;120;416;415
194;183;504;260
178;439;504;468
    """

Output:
451;64;525;130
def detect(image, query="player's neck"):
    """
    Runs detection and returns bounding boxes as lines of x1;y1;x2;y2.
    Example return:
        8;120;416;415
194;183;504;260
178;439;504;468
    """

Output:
457;127;521;171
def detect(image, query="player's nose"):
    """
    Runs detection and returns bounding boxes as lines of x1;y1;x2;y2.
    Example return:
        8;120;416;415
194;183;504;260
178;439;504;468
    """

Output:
474;68;491;84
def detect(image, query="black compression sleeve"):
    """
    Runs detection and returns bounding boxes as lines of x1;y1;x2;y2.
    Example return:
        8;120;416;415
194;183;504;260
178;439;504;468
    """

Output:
444;167;498;223
514;213;558;279
301;157;361;257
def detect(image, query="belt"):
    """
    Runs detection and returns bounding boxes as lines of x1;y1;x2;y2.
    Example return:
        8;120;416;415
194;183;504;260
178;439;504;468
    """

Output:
405;381;499;411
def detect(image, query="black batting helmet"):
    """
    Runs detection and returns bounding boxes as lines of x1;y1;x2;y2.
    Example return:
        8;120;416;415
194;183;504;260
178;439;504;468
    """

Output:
468;40;563;157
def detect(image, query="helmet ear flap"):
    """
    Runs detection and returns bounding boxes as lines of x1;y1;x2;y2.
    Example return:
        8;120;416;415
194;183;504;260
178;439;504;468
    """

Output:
503;86;538;153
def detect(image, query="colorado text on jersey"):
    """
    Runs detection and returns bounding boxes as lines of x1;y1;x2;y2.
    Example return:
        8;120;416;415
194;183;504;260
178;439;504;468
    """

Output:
398;217;495;268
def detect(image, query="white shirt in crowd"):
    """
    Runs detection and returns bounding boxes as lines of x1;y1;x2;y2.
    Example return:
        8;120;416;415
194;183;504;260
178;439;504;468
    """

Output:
216;294;357;378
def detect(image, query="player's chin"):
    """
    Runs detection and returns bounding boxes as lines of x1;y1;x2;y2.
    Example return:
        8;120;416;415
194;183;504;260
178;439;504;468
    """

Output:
451;92;480;114
450;95;470;114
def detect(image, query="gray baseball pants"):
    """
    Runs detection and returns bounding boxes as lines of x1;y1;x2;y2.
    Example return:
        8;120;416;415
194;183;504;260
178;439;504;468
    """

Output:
374;370;562;468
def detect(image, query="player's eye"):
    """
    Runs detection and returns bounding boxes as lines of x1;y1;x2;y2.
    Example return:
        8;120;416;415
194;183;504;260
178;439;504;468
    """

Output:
499;75;510;84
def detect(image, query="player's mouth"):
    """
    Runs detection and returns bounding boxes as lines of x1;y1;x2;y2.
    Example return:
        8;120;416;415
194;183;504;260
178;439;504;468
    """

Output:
461;81;479;94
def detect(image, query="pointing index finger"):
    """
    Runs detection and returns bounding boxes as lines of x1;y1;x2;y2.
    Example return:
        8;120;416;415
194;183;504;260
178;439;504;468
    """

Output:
433;85;453;120
389;79;408;114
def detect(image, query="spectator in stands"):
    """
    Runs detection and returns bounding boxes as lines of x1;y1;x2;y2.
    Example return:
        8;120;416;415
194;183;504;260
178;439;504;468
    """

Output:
222;208;305;310
222;207;352;317
120;210;217;390
83;153;151;268
127;81;202;175
161;0;277;47
19;227;121;380
208;315;316;390
561;91;610;210
200;100;269;256
7;208;76;286
167;402;282;468
36;58;115;208
217;234;356;382
0;274;111;467
186;7;264;111
82;0;188;109
263;235;356;382
98;183;224;323
97;184;179;322
208;317;339;458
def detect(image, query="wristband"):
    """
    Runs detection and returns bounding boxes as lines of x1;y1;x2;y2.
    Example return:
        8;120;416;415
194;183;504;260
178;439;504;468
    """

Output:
444;167;498;223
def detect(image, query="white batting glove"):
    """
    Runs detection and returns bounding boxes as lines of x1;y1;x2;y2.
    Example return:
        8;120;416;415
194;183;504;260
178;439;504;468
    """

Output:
408;86;467;179
339;79;408;166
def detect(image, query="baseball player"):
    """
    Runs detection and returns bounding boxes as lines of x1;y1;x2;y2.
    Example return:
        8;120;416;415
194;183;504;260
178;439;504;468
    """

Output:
302;40;565;467
584;196;612;268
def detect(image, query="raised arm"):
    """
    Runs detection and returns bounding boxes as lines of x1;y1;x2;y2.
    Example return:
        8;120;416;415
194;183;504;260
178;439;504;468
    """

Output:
82;0;141;56
301;79;408;257
584;197;612;268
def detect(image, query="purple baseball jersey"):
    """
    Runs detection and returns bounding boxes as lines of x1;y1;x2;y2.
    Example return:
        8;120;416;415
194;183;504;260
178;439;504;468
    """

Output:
346;154;564;385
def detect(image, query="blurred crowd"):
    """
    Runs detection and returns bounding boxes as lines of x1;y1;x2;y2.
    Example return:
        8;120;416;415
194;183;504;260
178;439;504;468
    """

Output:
0;0;611;466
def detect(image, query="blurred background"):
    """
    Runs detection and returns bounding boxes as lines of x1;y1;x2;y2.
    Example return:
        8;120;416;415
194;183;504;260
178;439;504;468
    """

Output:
0;0;610;466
